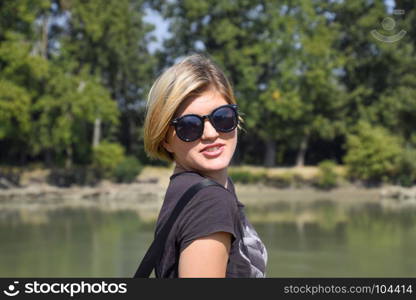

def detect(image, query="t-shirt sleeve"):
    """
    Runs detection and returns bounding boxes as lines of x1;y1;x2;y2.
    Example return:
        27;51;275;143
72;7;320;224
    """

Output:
176;185;239;253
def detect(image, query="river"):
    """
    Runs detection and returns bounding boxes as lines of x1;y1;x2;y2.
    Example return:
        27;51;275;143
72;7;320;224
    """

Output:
1;187;416;277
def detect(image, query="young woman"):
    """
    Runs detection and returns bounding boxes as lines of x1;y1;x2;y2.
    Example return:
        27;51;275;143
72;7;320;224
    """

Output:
143;54;267;278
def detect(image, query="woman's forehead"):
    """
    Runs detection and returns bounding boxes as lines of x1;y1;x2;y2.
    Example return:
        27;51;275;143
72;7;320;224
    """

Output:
177;90;228;117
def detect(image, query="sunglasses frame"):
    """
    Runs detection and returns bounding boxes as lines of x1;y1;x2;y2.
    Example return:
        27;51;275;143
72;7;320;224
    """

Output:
170;104;239;142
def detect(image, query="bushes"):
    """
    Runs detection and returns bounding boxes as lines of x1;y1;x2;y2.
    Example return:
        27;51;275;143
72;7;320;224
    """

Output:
229;170;265;184
344;122;402;183
343;122;416;186
91;142;144;183
395;148;416;187
92;141;125;178
46;142;143;186
91;142;143;183
229;165;343;189
113;156;143;183
229;169;300;188
315;160;338;190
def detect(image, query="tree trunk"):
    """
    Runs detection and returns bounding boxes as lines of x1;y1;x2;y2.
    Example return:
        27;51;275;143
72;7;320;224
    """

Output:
92;117;101;148
65;145;73;169
19;148;27;166
44;149;52;167
296;134;309;167
264;140;276;167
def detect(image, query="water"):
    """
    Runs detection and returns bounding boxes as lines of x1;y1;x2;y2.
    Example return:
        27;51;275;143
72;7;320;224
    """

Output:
0;210;154;277
1;198;416;277
253;200;416;277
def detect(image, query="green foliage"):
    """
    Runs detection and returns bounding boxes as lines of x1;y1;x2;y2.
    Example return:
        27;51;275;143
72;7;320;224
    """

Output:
229;170;265;184
0;20;50;151
1;0;416;180
229;169;300;188
158;0;347;166
315;160;338;190
344;122;402;183
0;0;154;167
113;156;143;183
92;142;125;178
31;67;119;159
64;0;156;158
396;148;416;187
0;80;31;139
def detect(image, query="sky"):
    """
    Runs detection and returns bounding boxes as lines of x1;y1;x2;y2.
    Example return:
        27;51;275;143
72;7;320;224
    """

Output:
143;8;171;53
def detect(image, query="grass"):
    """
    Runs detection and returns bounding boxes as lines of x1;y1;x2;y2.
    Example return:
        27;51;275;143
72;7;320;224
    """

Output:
4;164;348;190
136;164;348;190
230;165;346;179
228;165;347;189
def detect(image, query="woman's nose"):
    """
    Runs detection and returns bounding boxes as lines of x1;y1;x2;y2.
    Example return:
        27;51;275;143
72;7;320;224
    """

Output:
201;119;219;140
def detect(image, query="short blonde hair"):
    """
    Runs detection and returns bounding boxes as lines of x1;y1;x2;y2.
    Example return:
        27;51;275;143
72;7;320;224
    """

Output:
143;54;240;162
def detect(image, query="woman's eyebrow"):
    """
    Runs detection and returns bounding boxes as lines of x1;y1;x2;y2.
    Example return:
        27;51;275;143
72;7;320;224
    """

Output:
181;105;222;117
180;110;207;117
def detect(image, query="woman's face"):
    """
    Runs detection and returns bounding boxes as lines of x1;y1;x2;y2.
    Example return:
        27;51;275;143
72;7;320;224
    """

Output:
163;89;238;176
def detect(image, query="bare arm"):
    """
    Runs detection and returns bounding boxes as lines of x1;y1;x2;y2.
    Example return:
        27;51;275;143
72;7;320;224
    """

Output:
178;231;232;278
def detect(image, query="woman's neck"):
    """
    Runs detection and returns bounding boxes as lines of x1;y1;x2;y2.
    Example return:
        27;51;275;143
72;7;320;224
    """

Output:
173;163;228;189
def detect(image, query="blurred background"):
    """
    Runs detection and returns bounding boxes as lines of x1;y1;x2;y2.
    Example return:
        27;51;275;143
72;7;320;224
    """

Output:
1;0;416;277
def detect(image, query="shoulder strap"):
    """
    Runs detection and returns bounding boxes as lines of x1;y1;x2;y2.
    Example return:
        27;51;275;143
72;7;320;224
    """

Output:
133;178;222;278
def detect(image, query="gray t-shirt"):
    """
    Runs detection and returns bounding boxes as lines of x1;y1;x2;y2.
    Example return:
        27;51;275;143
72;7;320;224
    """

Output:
154;171;268;278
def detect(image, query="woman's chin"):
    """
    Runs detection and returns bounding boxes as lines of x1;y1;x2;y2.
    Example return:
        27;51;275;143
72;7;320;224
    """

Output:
198;159;230;172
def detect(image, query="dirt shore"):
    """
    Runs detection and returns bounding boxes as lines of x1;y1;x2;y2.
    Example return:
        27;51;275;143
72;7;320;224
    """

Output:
0;166;414;223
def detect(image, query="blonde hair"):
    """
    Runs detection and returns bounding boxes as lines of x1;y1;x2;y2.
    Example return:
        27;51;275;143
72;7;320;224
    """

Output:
143;54;240;162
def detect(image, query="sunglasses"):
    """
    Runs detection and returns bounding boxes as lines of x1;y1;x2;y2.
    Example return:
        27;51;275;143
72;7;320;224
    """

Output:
170;104;239;142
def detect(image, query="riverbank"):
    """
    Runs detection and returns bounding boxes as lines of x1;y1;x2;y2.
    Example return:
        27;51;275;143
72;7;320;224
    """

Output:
0;166;415;223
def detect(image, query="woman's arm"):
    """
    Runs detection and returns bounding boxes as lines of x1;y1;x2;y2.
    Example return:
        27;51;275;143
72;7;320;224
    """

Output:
178;231;232;278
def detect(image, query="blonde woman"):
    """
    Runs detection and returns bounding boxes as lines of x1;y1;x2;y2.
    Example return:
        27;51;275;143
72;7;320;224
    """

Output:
142;54;267;278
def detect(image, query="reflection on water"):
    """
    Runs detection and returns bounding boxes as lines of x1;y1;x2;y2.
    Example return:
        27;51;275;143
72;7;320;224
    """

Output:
0;209;154;277
257;200;416;277
1;198;416;277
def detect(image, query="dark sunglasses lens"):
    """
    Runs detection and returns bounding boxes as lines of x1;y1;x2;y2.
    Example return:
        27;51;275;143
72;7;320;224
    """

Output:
176;116;203;141
212;106;237;132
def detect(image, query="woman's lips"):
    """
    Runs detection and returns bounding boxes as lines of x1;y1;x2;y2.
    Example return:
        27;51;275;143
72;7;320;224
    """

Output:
201;145;225;158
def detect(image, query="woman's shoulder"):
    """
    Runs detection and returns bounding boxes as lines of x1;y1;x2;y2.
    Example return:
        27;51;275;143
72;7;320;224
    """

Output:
157;170;239;232
169;170;203;181
168;170;236;196
165;171;238;209
167;170;208;193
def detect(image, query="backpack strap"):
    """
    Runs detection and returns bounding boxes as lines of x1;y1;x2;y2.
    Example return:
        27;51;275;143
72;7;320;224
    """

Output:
133;178;222;278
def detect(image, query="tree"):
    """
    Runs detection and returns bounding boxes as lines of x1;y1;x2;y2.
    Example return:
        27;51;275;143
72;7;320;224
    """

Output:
259;1;346;166
31;66;118;167
59;0;156;155
344;121;402;183
157;0;346;166
329;1;415;129
329;0;416;161
0;0;50;163
0;0;121;167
